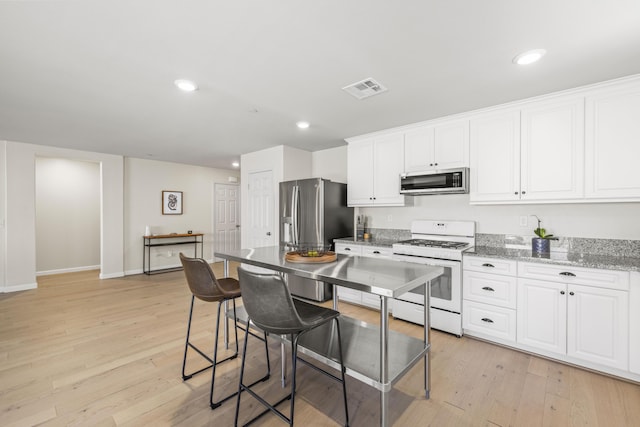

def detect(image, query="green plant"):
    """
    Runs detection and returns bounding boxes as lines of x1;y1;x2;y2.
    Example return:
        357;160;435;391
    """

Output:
533;215;555;239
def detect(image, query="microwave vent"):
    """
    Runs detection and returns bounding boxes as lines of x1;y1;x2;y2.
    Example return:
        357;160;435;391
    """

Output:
342;78;388;100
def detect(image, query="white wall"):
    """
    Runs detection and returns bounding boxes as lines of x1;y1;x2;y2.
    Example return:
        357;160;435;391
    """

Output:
0;141;6;289
311;147;640;240
240;145;313;248
124;158;240;274
35;157;100;273
2;141;124;292
312;146;347;183
360;195;640;240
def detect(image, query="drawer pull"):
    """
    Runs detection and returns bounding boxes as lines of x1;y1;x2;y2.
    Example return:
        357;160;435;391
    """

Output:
481;318;494;323
345;248;351;251
373;251;380;254
559;271;576;277
560;290;565;295
569;291;575;296
482;263;495;268
481;286;495;292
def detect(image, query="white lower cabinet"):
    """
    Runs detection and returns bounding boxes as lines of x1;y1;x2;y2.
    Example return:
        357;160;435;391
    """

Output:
517;278;567;354
516;263;629;371
335;243;392;310
567;283;628;370
463;300;516;342
462;256;517;344
463;255;635;380
630;272;640;375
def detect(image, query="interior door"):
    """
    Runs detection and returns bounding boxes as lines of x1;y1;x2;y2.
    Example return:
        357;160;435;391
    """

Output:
213;183;240;261
247;170;274;248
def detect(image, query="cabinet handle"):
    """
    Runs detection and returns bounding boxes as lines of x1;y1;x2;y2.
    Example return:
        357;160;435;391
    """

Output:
569;291;575;296
560;290;565;295
522;191;526;195
434;163;438;166
559;272;576;277
514;191;519;195
345;248;351;251
429;163;433;166
373;251;380;254
482;263;495;268
481;318;494;323
481;286;495;292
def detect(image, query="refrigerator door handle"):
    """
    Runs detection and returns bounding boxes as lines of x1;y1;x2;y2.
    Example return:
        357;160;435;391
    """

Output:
292;185;299;245
315;183;321;244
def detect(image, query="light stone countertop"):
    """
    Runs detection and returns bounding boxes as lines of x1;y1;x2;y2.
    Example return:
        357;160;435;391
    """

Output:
464;246;640;272
333;237;397;248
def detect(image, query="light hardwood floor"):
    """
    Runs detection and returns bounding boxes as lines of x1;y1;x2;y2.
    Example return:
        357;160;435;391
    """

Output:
1;265;639;426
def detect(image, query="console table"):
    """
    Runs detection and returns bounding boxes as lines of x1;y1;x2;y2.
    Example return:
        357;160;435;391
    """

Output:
142;233;204;275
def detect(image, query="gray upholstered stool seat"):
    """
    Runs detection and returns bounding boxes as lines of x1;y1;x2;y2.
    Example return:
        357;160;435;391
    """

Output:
234;266;349;426
179;253;269;410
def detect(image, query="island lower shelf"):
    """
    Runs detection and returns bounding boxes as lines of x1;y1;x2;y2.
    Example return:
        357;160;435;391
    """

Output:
229;306;429;392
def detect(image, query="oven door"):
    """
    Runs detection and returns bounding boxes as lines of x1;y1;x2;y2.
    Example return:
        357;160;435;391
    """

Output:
392;254;462;313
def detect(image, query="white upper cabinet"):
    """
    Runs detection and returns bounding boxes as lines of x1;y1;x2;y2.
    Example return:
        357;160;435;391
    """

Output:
347;132;406;206
585;81;640;199
404;119;469;173
470;97;584;203
469;109;521;202
520;98;585;201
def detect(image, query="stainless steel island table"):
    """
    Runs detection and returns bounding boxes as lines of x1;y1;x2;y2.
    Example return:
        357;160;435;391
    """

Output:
215;246;443;427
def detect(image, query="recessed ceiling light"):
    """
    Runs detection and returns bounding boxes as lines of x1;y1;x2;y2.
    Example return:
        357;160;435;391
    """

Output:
174;79;198;92
232;161;240;168
513;49;546;65
296;121;310;129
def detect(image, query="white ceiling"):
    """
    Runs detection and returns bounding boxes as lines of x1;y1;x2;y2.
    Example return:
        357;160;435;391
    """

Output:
1;1;640;170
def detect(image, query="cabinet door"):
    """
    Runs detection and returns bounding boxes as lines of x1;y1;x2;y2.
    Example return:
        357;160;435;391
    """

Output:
433;119;469;169
470;110;521;202
521;98;584;200
630;272;640;375
347;139;375;206
404;125;435;173
517;278;567;354
567;284;628;370
373;133;405;205
585;82;640;199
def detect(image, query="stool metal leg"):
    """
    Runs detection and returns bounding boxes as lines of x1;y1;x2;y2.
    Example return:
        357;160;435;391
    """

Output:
335;318;350;427
210;299;239;408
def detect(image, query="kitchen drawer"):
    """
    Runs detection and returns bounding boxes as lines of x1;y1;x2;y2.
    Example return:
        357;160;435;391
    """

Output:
336;286;362;304
361;292;383;308
463;270;517;309
518;262;629;291
463;256;517;276
362;246;393;258
335;243;363;256
392;299;424;325
463;300;516;342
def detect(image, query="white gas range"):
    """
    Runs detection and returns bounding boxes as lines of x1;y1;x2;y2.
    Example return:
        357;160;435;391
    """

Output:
392;220;475;336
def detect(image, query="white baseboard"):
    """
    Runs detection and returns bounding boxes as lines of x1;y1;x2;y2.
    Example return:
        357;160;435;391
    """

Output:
1;282;38;293
99;271;125;279
36;265;101;276
124;269;144;276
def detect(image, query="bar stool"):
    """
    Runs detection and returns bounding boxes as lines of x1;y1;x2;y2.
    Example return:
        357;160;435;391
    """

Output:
179;253;270;409
234;266;349;426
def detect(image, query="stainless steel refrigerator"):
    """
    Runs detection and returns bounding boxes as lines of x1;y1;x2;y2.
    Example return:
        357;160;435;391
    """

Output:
279;178;353;301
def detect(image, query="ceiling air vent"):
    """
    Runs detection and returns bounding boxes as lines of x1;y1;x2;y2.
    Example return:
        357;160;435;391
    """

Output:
342;78;388;100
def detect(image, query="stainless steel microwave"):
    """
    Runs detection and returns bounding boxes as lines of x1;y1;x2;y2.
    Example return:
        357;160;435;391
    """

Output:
400;167;469;195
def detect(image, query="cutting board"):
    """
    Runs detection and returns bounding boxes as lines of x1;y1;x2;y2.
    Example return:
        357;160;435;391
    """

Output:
285;251;337;263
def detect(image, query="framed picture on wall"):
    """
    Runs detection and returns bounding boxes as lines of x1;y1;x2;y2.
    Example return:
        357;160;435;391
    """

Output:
162;191;183;215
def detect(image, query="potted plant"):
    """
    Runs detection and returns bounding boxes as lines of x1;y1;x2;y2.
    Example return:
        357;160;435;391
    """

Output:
532;216;556;256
